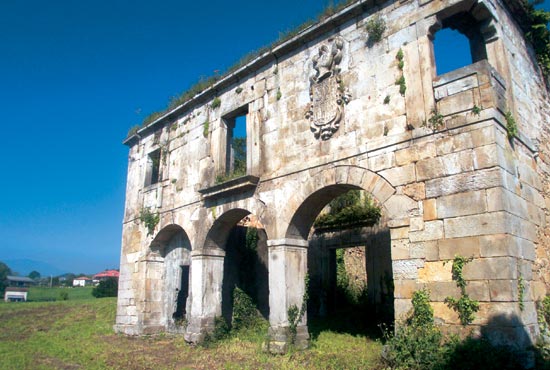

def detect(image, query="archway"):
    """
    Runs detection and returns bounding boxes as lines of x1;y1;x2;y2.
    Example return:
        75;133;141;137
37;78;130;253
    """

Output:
266;165;417;353
201;208;269;330
292;186;392;337
149;224;192;333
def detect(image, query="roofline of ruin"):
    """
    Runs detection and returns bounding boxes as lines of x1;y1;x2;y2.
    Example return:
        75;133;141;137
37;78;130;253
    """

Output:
123;0;530;147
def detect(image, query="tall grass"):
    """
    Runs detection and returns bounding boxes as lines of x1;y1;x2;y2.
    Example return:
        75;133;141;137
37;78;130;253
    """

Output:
0;298;383;369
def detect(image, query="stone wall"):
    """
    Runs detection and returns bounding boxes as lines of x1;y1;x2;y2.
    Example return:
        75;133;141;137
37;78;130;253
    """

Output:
116;0;550;351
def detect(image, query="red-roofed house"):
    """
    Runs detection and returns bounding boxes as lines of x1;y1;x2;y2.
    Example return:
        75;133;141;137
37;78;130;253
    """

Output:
92;270;119;285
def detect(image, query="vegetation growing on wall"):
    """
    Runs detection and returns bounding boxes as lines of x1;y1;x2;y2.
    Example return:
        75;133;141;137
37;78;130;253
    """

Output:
314;190;381;229
505;111;518;140
424;109;445;131
444;255;479;325
287;274;309;345
382;289;524;369
139;207;160;236
126;0;359;138
365;15;386;44
524;1;550;83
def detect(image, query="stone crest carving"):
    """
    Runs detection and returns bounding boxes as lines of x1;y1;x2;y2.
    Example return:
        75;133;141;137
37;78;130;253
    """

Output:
305;36;351;140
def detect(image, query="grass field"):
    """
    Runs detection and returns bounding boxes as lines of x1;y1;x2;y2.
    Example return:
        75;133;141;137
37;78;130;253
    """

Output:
28;286;94;301
0;299;383;369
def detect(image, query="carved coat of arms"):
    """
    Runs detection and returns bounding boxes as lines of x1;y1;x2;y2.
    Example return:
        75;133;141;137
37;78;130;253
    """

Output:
305;36;351;140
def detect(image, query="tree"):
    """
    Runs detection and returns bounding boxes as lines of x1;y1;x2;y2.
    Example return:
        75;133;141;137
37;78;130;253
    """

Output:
92;277;118;298
28;270;41;280
0;261;12;296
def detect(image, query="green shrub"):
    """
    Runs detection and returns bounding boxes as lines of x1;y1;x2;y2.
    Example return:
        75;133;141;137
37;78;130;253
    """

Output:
92;278;118;298
505;111;518;140
409;288;434;327
314;190;381;229
232;287;260;331
139;207;159;236
58;291;69;301
202;316;230;347
365;15;386;44
211;97;221;109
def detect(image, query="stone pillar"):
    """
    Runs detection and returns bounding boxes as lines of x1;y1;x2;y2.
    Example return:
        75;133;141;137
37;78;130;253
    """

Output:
184;247;225;343
141;253;165;334
266;238;310;353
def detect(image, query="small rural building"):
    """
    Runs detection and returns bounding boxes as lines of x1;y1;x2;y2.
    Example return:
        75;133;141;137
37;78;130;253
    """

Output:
4;287;28;302
73;276;92;287
93;270;120;284
6;275;36;288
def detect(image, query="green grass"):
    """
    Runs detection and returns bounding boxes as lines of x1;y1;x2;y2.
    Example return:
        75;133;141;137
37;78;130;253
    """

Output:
0;299;384;369
28;286;94;301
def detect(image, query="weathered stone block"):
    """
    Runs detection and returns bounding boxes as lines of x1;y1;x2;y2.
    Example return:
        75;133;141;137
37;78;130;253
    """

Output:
423;198;437;220
394;279;420;299
409;220;444;242
411;241;439;260
444;212;508;239
418;261;452;283
437;190;487;219
463;257;518;280
393;259;424;279
425;167;502;198
438;236;481;260
379;163;416;186
489;279;518;302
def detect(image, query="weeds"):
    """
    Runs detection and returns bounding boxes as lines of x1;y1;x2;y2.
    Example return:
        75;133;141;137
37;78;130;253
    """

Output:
139;207;160;236
395;75;406;96
211;97;221;109
365;15;386;44
505;111;518;140
444;255;479;326
202;120;209;138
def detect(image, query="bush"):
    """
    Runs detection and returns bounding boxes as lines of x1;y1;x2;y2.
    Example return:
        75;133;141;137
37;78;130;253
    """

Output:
92;278;118;298
232;287;260;331
58;291;69;301
382;289;527;370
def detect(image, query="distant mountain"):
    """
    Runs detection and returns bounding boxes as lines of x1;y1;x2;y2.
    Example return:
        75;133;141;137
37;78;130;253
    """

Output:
2;259;67;277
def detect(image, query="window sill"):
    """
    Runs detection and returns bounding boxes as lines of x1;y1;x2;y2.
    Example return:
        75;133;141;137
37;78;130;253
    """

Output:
198;175;259;200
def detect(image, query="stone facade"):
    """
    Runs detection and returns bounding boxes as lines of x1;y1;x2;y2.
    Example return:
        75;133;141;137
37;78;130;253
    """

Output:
116;0;550;351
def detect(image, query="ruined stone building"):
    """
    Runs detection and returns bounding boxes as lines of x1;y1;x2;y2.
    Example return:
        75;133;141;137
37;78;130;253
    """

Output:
116;0;550;352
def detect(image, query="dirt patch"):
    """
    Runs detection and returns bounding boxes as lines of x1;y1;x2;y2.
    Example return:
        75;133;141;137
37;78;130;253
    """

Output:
0;304;70;341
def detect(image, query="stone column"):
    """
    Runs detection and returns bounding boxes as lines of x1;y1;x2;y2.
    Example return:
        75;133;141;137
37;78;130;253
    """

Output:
141;252;164;334
266;238;309;353
184;247;225;343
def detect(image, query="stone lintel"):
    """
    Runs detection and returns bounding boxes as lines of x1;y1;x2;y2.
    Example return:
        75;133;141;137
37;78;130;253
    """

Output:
267;238;309;248
190;248;225;258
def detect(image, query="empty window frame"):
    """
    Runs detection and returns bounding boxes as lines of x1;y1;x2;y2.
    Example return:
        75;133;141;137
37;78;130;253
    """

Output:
433;12;487;75
145;149;161;187
223;108;248;178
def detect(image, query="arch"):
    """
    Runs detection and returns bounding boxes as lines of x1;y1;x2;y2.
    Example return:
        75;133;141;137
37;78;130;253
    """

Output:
145;223;192;333
266;164;419;345
150;224;189;252
204;208;251;250
284;165;407;240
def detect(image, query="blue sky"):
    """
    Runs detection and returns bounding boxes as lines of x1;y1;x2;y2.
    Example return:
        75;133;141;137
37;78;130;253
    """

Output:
0;1;547;275
0;0;347;274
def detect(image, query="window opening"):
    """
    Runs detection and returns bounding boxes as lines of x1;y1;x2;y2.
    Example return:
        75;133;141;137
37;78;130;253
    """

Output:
145;149;161;186
224;110;247;178
433;12;487;75
173;265;189;320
